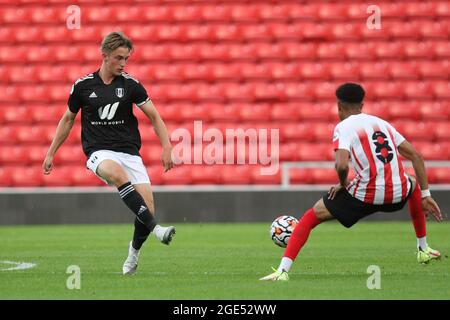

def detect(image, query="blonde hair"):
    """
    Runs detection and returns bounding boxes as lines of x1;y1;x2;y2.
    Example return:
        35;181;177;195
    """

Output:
101;32;133;54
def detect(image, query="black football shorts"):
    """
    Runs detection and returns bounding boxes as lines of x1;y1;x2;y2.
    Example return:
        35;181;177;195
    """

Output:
323;181;413;228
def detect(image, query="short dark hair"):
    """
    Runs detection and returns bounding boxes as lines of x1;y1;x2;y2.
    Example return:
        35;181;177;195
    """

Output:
335;83;365;104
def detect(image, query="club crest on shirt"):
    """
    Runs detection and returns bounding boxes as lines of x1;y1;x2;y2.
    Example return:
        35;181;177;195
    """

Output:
115;88;124;98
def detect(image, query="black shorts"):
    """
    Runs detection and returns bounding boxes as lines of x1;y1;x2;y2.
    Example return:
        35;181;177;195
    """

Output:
323;184;413;228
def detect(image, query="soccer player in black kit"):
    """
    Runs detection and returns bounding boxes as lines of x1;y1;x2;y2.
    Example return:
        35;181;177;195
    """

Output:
43;32;175;275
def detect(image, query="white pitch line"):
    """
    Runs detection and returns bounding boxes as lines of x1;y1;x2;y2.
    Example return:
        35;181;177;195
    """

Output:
0;260;37;271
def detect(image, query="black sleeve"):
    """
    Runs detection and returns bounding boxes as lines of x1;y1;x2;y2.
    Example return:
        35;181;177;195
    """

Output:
68;83;82;113
132;81;150;107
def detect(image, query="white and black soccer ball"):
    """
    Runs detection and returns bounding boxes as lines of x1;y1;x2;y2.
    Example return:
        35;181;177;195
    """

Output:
270;215;298;248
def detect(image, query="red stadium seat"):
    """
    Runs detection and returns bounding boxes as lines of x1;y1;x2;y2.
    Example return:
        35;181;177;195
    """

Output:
2;7;31;24
316;43;346;60
201;5;232;22
289;168;313;185
172;5;203;22
227;43;258;61
299;63;330;80
414;142;448;160
0;167;13;187
11;166;43;187
296;143;333;161
372;82;405;99
258;4;290;21
329;62;360;81
36;65;69;83
420;21;448;39
389;101;421;120
238;103;270;122
71;166;103;186
16;125;49;144
42;26;70;42
199;44;230;61
403;82;432;99
429;168;450;184
53;145;85;165
209;103;240;121
42;166;74;187
252;82;284;102
286;4;319;20
312;123;335;142
191;165;221;184
318;4;348;20
185;25;214;42
141;6;173;22
167;44;199;62
113;6;143;22
251;166;281;185
311;168;338;184
331;23;361;40
147;166;163;186
360;62;390;80
418;61;450;79
281;42;317;60
28;105;67;124
393;121;434;141
301;23;332;40
420;102;449;120
212;63;239;81
434;41;450;57
27;145;48;164
231;5;259;22
280;123;314;141
26;46;56;63
298;103;332;121
31;7;62;24
406;3;437;18
386;21;421;39
9;66;38;83
403;41;434;59
224;83;255;102
433;81;450;99
220;165;252;184
140;144;163;165
433;122;450;141
314;82;339;100
345;42;377;60
375;42;405;59
237;63;271;80
14;26;43;43
271;103;300;122
389;62;420;80
0;126;18;145
3;106;33;124
0;146;28;165
268;23;303;40
279;143;299;161
161;165;193;185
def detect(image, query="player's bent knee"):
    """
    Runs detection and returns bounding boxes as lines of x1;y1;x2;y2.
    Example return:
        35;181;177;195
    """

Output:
97;160;129;187
313;199;334;222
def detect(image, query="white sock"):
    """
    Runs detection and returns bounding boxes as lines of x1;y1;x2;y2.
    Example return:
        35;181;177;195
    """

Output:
277;257;293;273
417;236;428;250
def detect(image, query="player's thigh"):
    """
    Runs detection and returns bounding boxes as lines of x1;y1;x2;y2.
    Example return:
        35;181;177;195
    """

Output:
312;198;335;222
96;160;129;187
133;183;155;214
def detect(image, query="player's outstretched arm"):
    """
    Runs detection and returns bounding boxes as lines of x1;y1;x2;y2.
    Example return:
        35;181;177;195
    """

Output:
42;109;77;175
398;140;443;222
139;100;173;172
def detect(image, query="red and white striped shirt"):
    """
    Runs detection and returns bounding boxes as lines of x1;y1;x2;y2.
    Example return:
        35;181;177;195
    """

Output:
332;113;411;205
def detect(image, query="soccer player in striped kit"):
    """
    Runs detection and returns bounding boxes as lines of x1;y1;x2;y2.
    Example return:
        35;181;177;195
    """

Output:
261;83;443;281
43;32;175;275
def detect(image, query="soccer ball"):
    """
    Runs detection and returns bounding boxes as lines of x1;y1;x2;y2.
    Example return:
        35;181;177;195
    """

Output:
270;215;298;248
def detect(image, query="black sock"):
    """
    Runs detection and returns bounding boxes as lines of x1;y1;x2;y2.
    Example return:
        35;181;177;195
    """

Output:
118;182;157;232
132;217;151;250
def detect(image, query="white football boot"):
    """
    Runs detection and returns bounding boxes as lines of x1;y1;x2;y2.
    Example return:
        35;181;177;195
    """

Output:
122;241;139;275
153;225;176;245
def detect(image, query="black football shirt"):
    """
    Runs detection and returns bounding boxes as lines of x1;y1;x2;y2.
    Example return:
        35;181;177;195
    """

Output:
68;70;150;157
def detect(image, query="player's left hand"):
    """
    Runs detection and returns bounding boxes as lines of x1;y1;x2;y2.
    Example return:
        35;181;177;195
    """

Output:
328;184;345;200
422;197;443;222
162;146;174;172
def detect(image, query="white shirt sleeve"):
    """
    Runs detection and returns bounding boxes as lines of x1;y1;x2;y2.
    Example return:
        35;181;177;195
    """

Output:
389;124;406;146
333;124;352;152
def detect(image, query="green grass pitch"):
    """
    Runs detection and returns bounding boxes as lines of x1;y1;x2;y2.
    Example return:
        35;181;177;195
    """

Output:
0;221;449;299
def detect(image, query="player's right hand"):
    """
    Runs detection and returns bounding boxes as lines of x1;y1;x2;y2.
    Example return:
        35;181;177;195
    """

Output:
422;197;443;222
42;155;54;175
